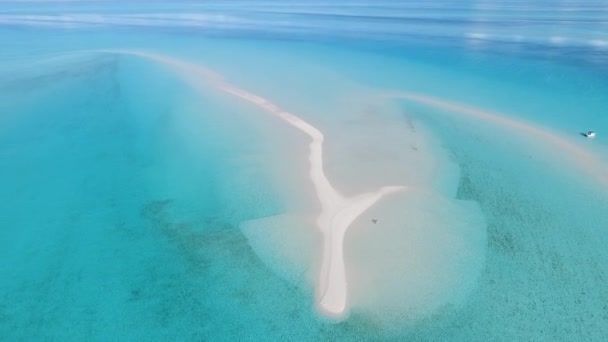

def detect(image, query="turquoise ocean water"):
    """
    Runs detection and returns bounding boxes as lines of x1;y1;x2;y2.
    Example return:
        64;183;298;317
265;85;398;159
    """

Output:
1;1;607;340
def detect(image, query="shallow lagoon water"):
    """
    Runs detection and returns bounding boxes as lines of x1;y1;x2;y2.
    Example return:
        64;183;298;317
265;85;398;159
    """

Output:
1;1;608;341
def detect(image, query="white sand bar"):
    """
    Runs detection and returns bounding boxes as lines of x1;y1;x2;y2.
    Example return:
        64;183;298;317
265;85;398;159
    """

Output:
113;50;406;317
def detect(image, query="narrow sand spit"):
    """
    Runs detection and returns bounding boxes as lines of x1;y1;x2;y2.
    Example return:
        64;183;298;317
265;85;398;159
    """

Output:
113;50;406;317
386;92;608;187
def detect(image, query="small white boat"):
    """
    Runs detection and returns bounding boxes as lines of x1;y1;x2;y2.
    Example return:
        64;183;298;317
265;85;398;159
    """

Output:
585;131;597;138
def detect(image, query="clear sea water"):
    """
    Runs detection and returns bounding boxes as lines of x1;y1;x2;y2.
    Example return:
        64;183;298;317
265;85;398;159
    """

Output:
1;1;607;341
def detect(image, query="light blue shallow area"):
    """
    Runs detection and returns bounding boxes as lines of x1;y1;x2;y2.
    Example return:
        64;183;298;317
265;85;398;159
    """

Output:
1;1;608;340
0;54;324;340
